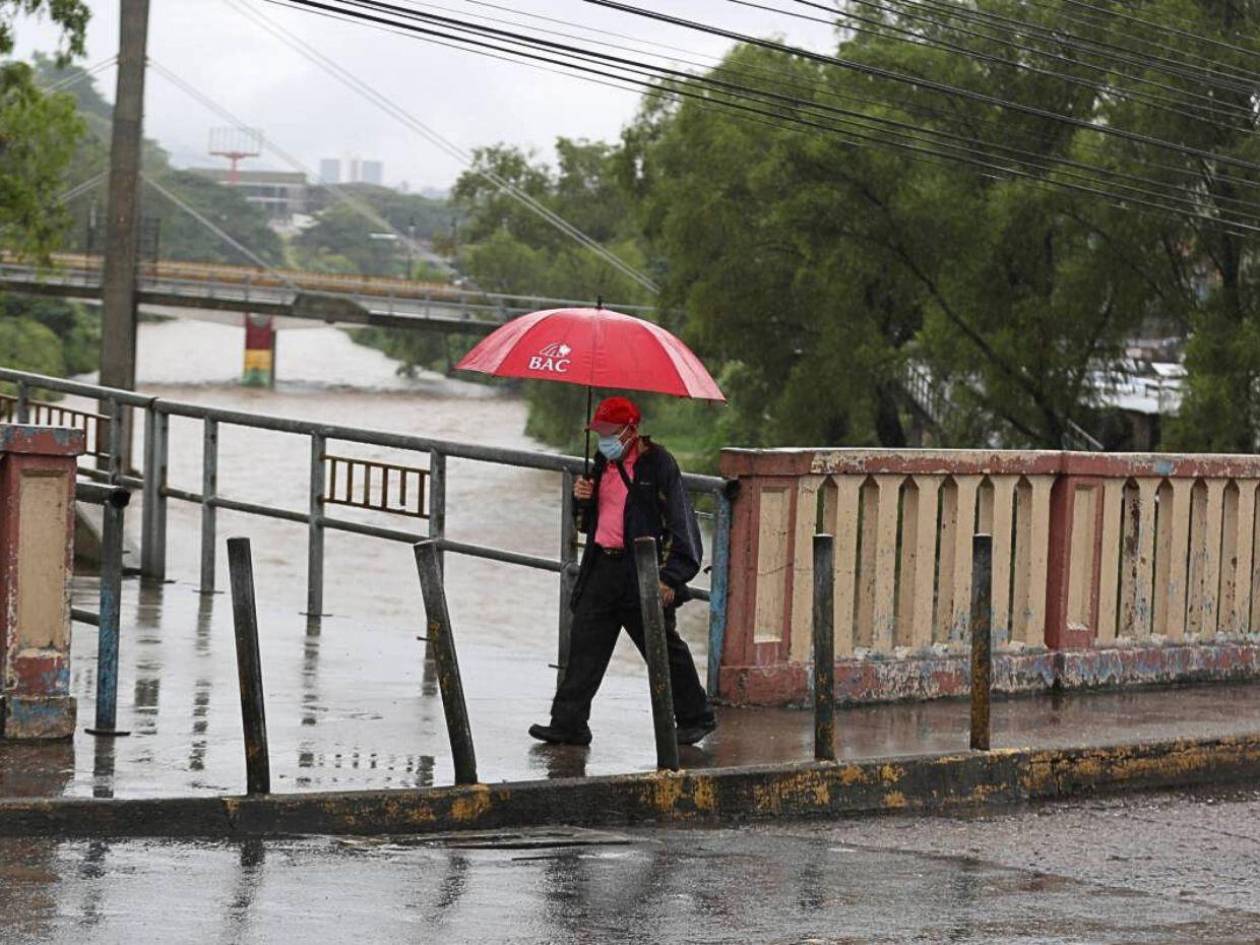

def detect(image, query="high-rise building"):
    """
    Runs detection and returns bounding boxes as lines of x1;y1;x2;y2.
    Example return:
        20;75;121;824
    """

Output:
318;158;340;184
361;160;384;185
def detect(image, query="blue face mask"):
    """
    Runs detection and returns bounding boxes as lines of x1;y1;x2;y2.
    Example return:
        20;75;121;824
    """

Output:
597;433;627;461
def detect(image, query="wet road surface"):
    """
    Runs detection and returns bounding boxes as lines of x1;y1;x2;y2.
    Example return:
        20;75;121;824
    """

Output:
2;786;1258;943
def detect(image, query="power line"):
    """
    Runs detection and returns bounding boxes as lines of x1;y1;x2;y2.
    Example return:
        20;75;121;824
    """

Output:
579;0;1260;177
968;0;1260;83
140;172;300;285
57;169;107;203
773;0;1259;130
849;0;1260;97
297;0;1260;224
147;58;423;259
238;0;662;295
37;55;118;93
267;0;1260;234
439;0;1260;203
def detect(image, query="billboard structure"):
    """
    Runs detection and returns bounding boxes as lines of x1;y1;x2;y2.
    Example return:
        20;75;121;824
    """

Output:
209;126;263;184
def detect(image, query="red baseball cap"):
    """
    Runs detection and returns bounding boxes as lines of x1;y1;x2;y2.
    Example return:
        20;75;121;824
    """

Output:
588;395;641;434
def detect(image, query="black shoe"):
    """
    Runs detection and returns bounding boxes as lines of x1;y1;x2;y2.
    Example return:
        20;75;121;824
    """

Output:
676;717;717;746
528;722;592;746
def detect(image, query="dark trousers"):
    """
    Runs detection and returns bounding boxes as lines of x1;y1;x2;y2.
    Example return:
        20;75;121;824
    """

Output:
551;550;713;729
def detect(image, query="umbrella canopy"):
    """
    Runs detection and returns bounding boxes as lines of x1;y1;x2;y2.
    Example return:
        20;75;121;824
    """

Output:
455;307;725;401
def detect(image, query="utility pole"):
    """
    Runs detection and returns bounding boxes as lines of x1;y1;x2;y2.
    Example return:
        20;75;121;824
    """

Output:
99;0;150;472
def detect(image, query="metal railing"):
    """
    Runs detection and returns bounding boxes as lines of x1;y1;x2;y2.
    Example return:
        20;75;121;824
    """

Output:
0;368;733;687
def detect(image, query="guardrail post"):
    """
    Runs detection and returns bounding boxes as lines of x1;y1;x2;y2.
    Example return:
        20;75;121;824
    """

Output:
428;449;446;576
199;417;218;594
14;379;29;424
634;536;680;771
306;432;325;616
413;540;478;785
87;487;131;737
106;397;123;482
140;406;169;580
970;533;994;752
227;537;271;795
557;469;579;687
706;485;733;698
813;533;836;762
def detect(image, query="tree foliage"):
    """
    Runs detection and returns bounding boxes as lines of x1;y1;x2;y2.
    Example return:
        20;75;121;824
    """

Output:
449;1;1260;456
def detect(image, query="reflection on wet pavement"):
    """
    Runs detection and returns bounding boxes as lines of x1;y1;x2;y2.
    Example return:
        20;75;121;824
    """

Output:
2;798;1258;945
21;558;1260;801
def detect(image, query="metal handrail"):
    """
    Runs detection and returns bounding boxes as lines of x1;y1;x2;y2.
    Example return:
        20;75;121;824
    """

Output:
4;368;733;688
0;367;724;490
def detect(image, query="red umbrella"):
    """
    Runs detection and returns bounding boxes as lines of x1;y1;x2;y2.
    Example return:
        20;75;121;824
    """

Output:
456;306;725;400
455;306;724;470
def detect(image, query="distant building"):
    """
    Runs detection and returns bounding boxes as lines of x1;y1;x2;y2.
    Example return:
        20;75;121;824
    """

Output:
360;160;383;186
330;156;385;186
190;167;309;224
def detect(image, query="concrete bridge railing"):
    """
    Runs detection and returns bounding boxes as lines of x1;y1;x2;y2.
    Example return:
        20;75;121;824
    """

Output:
717;448;1260;705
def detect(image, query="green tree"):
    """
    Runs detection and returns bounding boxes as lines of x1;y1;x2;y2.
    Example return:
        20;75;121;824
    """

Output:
147;170;283;266
0;1;91;261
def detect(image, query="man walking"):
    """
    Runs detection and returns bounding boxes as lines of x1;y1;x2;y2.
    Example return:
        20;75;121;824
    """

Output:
529;395;717;747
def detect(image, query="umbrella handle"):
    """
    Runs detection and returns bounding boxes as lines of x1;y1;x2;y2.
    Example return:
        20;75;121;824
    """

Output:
583;386;592;477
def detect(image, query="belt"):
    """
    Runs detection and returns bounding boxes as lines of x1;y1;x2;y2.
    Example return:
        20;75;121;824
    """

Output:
595;544;626;559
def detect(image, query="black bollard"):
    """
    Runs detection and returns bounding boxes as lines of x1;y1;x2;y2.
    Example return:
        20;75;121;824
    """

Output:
969;533;994;752
813;534;836;762
413;540;478;785
227;537;271;795
633;536;680;771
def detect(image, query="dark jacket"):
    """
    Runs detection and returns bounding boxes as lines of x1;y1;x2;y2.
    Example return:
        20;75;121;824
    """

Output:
571;438;703;610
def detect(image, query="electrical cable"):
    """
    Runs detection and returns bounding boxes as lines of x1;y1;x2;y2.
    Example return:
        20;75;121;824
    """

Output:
148;58;422;257
266;0;1260;234
576;0;1260;177
839;0;1260;96
140;172;301;285
435;0;1260;201
773;0;1260;128
234;0;662;295
307;0;1260;223
38;55;118;93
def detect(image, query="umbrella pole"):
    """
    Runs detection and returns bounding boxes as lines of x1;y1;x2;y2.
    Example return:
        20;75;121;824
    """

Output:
583;385;592;477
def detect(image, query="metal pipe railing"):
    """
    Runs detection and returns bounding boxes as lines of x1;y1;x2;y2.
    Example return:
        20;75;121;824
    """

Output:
4;368;734;688
74;481;131;737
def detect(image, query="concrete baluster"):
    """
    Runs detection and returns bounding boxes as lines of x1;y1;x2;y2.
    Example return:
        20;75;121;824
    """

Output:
947;475;982;645
989;476;1018;647
899;475;942;650
788;476;826;663
1155;479;1192;641
1192;480;1227;638
1230;481;1258;635
821;476;862;659
1095;479;1125;644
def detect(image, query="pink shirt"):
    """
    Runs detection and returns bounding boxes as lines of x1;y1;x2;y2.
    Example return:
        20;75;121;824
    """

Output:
594;444;638;550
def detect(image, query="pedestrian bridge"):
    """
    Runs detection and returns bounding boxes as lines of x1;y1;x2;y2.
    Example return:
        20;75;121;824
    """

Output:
0;252;652;334
3;367;1258;715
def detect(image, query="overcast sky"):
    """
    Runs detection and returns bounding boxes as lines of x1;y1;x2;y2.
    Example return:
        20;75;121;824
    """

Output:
15;0;838;193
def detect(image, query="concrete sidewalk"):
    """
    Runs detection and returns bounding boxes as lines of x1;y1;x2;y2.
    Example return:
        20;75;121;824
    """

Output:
5;571;1260;801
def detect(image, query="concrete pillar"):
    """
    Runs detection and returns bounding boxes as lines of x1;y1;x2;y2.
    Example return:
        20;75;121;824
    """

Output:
0;426;85;739
242;314;276;388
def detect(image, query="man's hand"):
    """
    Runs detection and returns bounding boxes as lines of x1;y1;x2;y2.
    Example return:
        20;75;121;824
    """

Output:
574;476;594;501
659;581;676;608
